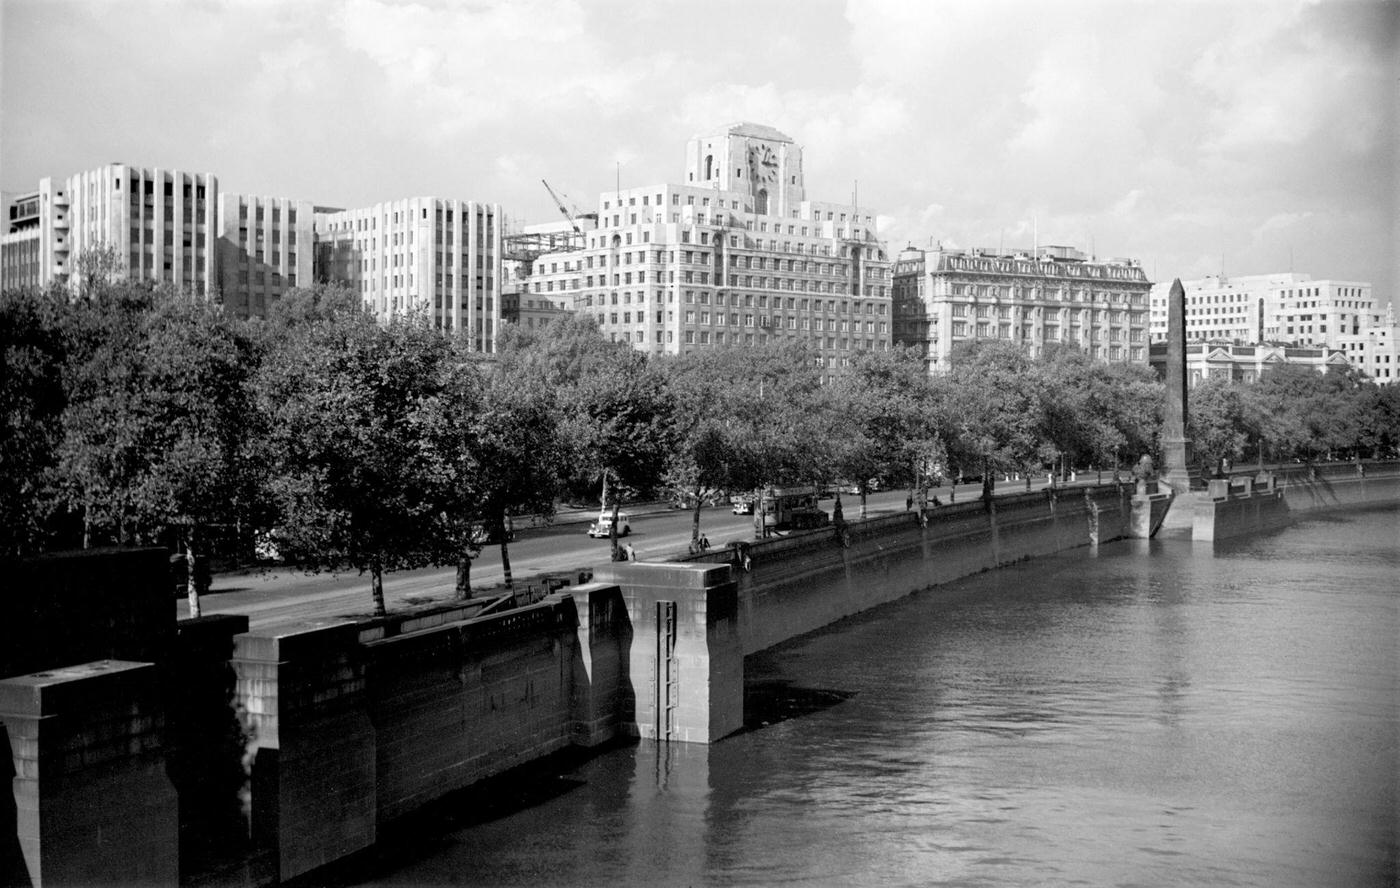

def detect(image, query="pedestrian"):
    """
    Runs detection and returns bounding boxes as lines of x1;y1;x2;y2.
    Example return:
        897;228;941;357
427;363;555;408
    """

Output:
625;543;636;561
699;533;710;551
906;494;913;511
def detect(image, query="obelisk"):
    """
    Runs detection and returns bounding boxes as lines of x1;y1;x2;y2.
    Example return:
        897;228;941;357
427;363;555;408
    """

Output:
1161;278;1195;491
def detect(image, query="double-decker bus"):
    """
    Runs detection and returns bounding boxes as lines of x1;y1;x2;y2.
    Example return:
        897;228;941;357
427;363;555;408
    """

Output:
754;486;829;537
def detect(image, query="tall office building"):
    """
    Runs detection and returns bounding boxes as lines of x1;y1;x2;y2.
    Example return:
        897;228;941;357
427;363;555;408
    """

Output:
1;164;218;296
215;193;315;319
314;197;504;351
518;123;893;377
892;243;1152;373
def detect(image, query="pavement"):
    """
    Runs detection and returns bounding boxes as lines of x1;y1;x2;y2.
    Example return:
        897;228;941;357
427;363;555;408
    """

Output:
184;481;1119;632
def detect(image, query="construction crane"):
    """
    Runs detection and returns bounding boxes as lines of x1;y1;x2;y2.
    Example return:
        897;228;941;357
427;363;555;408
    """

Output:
542;179;583;236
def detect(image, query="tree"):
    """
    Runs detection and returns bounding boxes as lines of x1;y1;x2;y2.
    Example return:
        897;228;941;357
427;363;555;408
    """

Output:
125;292;265;616
0;286;70;555
561;348;676;561
827;347;940;518
446;351;566;596
52;280;162;548
255;309;459;616
936;341;1052;497
1188;378;1251;470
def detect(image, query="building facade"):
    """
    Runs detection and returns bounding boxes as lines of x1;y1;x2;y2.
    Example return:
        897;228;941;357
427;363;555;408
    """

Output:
2;164;218;296
892;244;1152;373
314;198;504;351
215;193;315;319
518;123;892;376
1149;341;1351;387
1147;273;1395;383
1;192;43;290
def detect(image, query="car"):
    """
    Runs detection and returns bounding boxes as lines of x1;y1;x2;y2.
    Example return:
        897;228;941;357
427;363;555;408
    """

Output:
731;498;755;515
587;512;631;538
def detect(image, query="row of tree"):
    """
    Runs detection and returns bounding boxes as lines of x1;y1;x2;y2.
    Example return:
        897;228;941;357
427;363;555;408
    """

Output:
4;279;1395;614
1187;363;1400;468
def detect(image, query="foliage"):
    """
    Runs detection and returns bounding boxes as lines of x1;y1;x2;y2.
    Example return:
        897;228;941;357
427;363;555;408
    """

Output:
0;287;70;554
827;347;941;514
560;347;676;558
254;308;460;615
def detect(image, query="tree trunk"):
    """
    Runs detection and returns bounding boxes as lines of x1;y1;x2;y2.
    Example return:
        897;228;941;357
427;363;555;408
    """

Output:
691;484;703;545
610;499;622;562
455;553;472;600
370;560;386;617
185;532;202;619
858;485;868;520
499;512;514;590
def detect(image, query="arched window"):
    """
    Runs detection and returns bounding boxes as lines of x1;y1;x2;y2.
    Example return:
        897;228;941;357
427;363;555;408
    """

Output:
704;155;714;180
755;188;768;216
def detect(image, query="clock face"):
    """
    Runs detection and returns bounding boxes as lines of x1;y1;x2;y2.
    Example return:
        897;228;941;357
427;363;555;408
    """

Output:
749;144;779;182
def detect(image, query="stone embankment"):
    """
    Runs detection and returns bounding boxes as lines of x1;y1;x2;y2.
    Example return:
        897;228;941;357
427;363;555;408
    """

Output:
3;463;1395;886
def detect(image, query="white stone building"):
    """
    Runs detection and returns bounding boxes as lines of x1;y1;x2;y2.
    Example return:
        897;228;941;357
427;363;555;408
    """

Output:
1;163;218;296
314;198;504;352
520;123;893;378
1148;273;1395;383
215;193;315;319
892;243;1152;373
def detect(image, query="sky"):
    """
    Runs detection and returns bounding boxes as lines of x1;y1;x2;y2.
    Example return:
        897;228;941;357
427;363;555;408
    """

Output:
2;0;1396;304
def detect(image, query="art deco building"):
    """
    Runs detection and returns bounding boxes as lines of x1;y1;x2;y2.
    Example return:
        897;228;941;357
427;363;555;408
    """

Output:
314;197;504;352
215;193;315;319
1148;273;1394;383
1;163;218;296
892;243;1152;373
518;123;893;378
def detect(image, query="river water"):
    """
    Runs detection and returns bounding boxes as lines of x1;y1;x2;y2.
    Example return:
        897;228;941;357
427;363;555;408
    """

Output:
365;506;1398;888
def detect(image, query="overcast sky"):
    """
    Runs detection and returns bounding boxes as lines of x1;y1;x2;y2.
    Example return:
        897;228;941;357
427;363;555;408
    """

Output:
3;0;1396;303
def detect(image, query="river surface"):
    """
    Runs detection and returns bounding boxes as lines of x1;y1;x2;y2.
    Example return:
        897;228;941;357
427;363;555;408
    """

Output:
363;506;1398;888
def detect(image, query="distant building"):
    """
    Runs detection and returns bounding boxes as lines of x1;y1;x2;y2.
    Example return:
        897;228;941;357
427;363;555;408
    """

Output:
892;243;1152;373
1149;341;1350;387
313;198;503;352
1;191;42;290
215;193;315;319
1;163;218;296
517;123;892;378
1148;273;1395;383
1336;302;1398;384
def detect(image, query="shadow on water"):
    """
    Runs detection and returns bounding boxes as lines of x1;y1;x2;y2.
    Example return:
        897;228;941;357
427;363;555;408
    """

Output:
297;743;627;888
742;676;855;735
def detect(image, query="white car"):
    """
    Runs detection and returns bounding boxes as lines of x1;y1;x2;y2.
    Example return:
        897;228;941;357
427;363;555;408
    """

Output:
587;512;631;538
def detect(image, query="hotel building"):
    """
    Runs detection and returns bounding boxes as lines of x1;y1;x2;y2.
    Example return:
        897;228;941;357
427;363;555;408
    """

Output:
892;243;1152;373
519;123;893;376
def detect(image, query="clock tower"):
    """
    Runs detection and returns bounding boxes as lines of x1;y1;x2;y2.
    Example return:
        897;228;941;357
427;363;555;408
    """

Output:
684;122;805;217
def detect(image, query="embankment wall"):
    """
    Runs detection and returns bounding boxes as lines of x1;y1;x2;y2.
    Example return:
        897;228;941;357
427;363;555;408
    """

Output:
4;467;1395;886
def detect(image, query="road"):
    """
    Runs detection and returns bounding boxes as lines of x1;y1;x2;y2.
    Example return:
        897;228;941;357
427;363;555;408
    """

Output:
181;478;1105;631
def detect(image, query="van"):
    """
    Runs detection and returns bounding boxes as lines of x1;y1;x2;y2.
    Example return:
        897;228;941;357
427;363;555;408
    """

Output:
587;512;631;538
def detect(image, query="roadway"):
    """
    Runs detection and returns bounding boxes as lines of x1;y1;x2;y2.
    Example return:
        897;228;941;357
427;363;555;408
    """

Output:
180;477;1105;631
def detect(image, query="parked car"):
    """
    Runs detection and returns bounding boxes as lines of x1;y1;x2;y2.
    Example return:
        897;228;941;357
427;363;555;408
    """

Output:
587;512;632;538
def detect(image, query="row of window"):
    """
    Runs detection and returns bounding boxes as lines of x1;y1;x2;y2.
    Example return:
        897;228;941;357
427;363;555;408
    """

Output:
237;204;298;224
948;321;1141;344
945;283;1146;305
